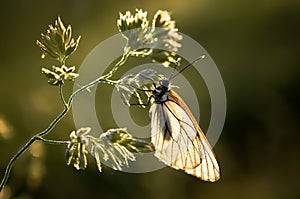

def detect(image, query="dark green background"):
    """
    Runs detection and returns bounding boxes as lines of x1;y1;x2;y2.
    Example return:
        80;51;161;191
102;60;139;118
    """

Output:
0;0;299;199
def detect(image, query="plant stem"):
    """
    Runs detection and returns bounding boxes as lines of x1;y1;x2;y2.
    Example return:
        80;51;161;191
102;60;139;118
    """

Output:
103;50;130;79
0;106;69;191
0;136;36;190
0;50;128;191
59;84;68;108
67;74;119;106
36;136;69;145
38;107;69;138
68;50;130;105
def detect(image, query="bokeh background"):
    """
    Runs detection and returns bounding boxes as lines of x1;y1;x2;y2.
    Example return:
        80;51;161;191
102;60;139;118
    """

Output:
0;0;299;199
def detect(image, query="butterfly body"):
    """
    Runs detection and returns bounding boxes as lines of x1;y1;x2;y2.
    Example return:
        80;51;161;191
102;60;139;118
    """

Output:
152;79;170;104
149;78;220;182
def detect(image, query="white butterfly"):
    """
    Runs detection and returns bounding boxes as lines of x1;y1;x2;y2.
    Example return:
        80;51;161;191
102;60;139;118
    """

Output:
149;79;220;182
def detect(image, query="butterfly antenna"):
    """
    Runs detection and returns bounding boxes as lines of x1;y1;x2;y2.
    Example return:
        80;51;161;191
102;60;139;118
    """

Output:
169;58;182;79
171;55;205;80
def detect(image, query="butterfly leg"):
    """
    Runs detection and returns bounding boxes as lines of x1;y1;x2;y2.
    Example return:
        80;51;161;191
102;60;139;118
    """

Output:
130;95;153;107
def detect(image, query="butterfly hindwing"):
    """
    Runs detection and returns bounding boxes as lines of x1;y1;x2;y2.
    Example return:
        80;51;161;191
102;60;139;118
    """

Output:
150;90;220;182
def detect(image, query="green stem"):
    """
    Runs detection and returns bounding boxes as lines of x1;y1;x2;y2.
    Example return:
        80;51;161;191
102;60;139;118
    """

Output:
0;106;69;191
36;136;69;145
59;84;68;108
38;106;69;137
103;50;130;79
0;135;69;190
68;50;130;105
0;50;128;191
0;136;36;191
67;75;119;106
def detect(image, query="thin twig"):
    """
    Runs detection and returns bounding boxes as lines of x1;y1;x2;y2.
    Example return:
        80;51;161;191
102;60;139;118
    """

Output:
36;136;69;145
0;136;36;190
67;74;119;106
103;51;130;79
0;106;69;191
59;84;68;108
0;48;128;191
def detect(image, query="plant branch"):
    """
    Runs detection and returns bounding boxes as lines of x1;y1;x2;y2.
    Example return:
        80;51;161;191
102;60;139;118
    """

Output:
67;73;119;106
0;104;70;191
0;136;36;191
0;47;129;192
59;84;68;108
103;50;130;79
36;136;69;145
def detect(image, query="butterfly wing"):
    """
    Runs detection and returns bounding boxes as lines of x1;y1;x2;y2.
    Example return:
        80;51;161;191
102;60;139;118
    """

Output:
150;90;220;182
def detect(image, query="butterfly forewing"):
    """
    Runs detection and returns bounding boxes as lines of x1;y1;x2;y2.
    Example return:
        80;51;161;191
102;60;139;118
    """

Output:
150;89;220;182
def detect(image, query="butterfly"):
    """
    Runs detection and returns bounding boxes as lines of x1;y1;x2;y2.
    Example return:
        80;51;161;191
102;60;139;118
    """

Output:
147;64;220;182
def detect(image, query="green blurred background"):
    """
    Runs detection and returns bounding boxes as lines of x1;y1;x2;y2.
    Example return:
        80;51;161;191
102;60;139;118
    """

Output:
0;0;299;199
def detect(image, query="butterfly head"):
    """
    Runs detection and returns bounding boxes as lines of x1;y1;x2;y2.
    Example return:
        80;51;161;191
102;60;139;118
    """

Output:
152;79;170;103
159;79;170;89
